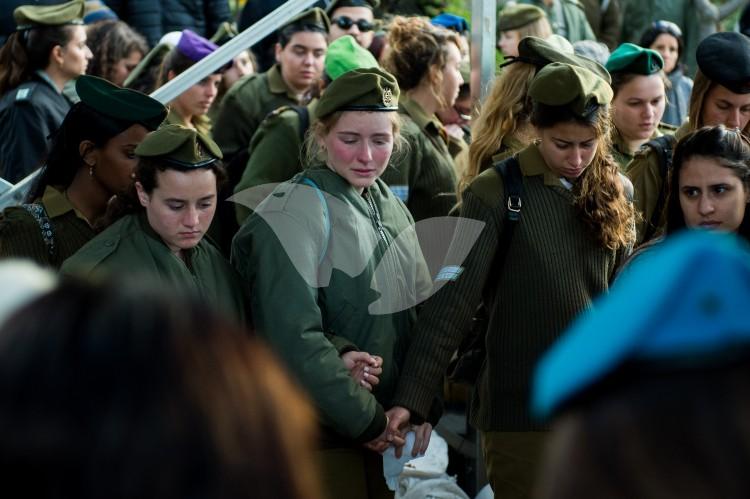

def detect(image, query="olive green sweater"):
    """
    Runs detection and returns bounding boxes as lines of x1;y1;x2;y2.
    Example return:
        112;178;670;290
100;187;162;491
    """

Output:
393;144;625;431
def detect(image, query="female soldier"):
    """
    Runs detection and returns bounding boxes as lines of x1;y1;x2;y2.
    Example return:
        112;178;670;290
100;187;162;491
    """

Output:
232;68;434;498
85;19;148;87
0;0;92;183
386;62;635;498
605;43;668;171
461;36;610;197
628;32;750;243
0;75;166;268
62;125;248;325
496;3;552;58
156;30;223;137
381;16;464;220
640;20;693;127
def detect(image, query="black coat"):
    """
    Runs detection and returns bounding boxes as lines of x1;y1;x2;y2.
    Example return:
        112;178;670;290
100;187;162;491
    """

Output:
104;0;231;47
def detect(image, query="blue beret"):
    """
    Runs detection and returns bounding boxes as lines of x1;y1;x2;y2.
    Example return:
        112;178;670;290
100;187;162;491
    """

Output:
533;231;750;420
431;13;469;32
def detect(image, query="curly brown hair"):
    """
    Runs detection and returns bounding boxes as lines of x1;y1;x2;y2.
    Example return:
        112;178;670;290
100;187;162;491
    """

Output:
532;103;636;250
86;20;147;85
383;16;461;108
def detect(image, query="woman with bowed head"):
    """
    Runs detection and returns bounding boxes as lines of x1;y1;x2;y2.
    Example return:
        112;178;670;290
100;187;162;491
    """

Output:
0;75;166;268
0;0;92;182
232;67;435;498
605;43;669;172
496;3;552;58
386;62;635;498
62;125;249;326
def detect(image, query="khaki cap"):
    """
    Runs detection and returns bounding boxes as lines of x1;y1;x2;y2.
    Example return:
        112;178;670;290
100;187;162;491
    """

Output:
498;4;545;32
136;125;222;169
529;62;613;116
14;0;84;29
511;36;612;84
314;67;399;120
282;7;330;33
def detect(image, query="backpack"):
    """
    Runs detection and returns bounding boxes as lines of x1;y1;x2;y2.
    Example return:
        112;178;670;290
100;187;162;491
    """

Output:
447;155;522;384
642;134;677;242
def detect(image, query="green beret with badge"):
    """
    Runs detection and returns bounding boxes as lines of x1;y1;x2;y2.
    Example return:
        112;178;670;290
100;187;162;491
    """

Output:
696;32;750;95
14;0;84;29
76;75;166;131
136;124;222;169
327;0;380;13
314;67;399;120
529;62;613;117
281;7;331;34
509;36;612;84
324;35;379;80
497;4;545;32
606;43;664;75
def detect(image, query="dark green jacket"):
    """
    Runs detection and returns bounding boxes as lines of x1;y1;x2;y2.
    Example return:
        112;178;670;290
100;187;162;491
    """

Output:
213;64;300;158
521;0;596;42
233;102;316;225
0;186;95;268
61;212;249;325
232;165;432;444
381;96;458;221
579;0;622;49
393;144;627;431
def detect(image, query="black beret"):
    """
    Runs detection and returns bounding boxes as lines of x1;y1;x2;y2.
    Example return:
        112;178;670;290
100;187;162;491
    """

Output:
696;32;750;94
76;75;166;131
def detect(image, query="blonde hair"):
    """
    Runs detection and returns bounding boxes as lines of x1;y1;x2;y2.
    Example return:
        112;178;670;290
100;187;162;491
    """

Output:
459;62;537;198
383;16;461;110
689;70;750;135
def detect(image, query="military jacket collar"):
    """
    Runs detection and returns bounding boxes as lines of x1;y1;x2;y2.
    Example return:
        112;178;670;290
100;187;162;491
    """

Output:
267;64;299;101
34;70;62;95
136;210;196;263
42;185;91;224
400;95;449;145
518;143;571;187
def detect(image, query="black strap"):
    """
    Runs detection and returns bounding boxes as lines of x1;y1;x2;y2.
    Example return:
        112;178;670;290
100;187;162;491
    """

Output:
289;105;310;144
644;135;677;242
487;155;523;288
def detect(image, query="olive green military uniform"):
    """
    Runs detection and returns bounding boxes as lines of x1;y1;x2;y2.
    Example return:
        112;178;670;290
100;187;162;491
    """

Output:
232;166;432;497
0;186;95;268
610;126;676;173
520;0;596;42
627;122;690;243
62;212;248;325
380;96;458;221
579;0;622;49
212;64;301;158
165;107;212;137
233;101;316;225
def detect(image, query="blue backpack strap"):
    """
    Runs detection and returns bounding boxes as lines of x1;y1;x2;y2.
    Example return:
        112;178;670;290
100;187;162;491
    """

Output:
299;177;330;264
21;203;56;258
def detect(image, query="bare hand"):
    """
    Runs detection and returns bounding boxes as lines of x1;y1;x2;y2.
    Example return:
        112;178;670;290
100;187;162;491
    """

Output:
364;416;405;453
385;406;411;458
341;351;383;391
411;422;433;457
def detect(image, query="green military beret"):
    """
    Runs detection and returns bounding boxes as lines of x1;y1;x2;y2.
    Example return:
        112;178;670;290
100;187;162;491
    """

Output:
325;35;379;80
327;0;380;13
76;75;167;131
529;62;613;117
314;67;399;120
136;125;223;169
512;36;612;84
696;32;750;94
14;0;84;29
606;43;664;75
282;7;331;34
497;4;545;32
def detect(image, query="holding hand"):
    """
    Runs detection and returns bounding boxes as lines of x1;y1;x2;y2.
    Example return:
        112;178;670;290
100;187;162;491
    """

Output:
341;351;383;391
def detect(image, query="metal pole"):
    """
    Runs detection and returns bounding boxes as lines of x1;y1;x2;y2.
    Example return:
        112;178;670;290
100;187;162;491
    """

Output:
151;0;318;104
470;0;496;105
0;0;318;209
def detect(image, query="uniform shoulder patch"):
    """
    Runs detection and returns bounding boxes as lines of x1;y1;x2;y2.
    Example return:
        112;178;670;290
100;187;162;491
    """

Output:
14;82;39;102
657;122;679;134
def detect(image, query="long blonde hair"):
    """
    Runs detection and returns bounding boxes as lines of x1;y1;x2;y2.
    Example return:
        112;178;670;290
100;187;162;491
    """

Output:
507;17;553;41
460;62;537;198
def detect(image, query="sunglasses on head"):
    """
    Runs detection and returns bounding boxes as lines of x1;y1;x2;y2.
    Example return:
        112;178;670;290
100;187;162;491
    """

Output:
652;20;682;38
332;16;375;32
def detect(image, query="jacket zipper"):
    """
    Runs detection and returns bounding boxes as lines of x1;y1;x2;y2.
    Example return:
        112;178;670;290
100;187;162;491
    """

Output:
364;190;389;245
